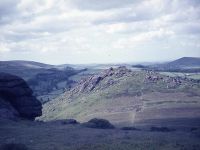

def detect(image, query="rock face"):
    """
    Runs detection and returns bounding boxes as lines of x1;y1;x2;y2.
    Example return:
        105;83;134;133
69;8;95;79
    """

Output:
70;66;132;96
0;73;42;120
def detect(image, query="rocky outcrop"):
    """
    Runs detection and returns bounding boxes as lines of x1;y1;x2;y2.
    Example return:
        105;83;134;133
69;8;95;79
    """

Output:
70;66;132;95
0;73;42;120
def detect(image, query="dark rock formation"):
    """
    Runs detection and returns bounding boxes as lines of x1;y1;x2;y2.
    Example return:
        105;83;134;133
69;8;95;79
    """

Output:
0;97;19;119
0;73;42;120
82;118;115;129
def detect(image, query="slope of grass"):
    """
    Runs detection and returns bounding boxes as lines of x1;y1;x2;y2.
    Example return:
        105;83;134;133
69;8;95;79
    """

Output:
39;70;200;125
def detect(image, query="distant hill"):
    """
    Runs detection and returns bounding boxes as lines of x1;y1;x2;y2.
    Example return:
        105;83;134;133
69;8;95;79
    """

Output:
0;60;54;68
0;60;55;80
133;57;200;72
160;57;200;68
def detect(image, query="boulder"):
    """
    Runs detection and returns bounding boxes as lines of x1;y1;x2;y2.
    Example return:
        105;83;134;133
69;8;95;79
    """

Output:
0;97;19;119
0;73;42;120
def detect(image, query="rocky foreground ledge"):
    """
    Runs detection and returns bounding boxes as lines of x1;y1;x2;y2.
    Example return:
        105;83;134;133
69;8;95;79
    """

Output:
0;73;42;120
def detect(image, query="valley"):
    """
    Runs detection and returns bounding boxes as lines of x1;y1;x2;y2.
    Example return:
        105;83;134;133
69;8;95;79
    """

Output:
1;0;200;149
0;57;200;150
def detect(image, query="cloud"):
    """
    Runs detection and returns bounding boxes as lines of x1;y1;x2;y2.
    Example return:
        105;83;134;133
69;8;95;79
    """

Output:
0;0;21;24
0;42;10;52
112;28;175;49
0;0;200;64
70;0;137;11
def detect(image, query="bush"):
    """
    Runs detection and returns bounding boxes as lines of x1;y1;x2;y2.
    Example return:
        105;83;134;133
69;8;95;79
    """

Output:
62;119;79;125
121;127;141;131
82;118;115;129
191;127;198;132
150;127;175;132
0;143;28;150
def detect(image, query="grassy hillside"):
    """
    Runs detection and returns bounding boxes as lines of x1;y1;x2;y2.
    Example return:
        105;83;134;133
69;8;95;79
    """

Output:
39;67;200;126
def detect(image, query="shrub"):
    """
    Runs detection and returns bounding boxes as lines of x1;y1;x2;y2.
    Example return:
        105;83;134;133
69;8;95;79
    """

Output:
62;119;79;125
121;127;141;131
82;118;115;129
191;127;198;132
150;127;175;132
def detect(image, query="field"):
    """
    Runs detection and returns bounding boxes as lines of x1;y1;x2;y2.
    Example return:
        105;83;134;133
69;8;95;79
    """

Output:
0;119;200;150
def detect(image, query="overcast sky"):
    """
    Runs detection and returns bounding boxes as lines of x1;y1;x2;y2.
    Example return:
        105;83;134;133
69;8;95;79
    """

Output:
0;0;200;64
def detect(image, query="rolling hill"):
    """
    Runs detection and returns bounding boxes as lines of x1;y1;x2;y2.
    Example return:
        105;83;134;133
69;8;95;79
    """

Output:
39;66;200;127
0;60;54;80
166;57;200;67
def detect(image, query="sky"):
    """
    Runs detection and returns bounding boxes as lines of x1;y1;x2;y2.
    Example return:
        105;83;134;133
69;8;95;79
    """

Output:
0;0;200;64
